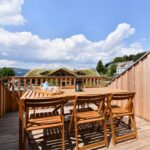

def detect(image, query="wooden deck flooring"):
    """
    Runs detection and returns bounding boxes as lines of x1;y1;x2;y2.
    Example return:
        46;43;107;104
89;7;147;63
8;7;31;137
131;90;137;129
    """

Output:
0;112;150;150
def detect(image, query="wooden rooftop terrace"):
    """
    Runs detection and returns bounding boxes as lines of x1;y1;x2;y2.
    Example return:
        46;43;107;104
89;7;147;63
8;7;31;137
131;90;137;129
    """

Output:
0;51;150;150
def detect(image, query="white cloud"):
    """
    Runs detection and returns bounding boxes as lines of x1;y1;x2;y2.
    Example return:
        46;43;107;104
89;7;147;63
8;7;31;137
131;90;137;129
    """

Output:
121;42;144;55
0;23;144;69
0;0;26;26
0;59;15;67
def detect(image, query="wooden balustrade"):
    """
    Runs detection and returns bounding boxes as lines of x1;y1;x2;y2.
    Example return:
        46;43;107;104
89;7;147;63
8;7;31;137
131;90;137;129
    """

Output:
0;76;104;118
0;76;104;94
0;80;5;117
0;80;18;117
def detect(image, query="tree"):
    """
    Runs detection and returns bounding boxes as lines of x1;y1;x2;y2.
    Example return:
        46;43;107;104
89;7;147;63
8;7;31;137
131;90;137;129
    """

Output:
0;67;15;77
113;57;123;63
96;60;106;74
132;52;146;61
105;62;111;68
108;64;117;76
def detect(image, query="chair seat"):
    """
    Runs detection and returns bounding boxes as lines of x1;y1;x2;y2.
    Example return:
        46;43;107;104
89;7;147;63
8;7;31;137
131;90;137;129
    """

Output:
112;107;133;117
26;115;63;131
77;111;104;124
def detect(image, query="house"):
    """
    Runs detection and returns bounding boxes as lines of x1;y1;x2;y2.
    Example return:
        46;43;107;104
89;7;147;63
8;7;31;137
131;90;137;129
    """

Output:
25;68;100;86
26;68;100;77
116;61;134;75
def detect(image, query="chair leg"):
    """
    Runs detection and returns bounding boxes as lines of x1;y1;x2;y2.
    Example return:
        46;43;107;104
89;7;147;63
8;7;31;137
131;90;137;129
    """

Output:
69;114;74;133
33;107;36;118
128;116;132;129
116;116;123;127
110;114;116;145
62;117;65;150
103;119;108;147
75;119;79;150
132;114;138;139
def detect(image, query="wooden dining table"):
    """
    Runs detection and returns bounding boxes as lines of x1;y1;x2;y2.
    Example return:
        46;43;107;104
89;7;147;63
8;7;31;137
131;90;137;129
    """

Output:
18;87;126;150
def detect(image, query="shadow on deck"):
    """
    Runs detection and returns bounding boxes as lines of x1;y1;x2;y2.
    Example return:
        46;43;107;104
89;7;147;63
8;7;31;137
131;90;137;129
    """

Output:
1;112;150;150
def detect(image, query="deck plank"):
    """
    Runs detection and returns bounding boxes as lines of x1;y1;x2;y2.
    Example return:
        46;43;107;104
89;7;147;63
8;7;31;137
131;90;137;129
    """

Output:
0;112;150;150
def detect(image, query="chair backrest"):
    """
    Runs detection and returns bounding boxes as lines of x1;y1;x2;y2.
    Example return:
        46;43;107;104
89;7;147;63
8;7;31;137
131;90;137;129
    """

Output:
25;96;65;108
112;92;135;111
112;92;135;100
73;94;106;115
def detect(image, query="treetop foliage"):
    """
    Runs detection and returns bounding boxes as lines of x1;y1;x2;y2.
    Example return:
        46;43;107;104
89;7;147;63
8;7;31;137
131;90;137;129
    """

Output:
0;67;15;77
105;52;146;67
96;52;146;76
96;60;106;75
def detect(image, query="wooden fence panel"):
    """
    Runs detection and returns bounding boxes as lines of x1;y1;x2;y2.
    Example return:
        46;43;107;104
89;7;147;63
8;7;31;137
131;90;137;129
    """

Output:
108;53;150;121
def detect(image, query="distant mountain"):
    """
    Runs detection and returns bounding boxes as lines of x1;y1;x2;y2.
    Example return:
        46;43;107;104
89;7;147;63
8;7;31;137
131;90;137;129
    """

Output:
12;68;30;76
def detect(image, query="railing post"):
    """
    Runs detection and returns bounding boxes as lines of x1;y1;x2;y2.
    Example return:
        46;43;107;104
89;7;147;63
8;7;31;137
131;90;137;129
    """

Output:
29;78;32;89
23;78;26;92
35;78;38;87
73;78;76;85
90;78;92;87
18;78;21;97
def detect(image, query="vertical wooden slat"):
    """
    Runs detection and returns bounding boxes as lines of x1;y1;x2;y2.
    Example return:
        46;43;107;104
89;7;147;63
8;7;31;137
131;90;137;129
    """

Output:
85;78;88;87
35;78;38;87
18;78;21;97
12;78;15;93
7;78;10;90
40;78;43;85
89;78;92;87
50;78;52;86
24;78;26;92
30;78;32;89
69;78;72;85
73;78;76;85
60;78;63;88
56;78;58;86
65;78;67;86
11;78;15;111
93;78;96;86
82;78;85;88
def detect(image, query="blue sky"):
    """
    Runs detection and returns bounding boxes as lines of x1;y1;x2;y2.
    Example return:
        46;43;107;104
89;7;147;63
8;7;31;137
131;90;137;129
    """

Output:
0;0;149;69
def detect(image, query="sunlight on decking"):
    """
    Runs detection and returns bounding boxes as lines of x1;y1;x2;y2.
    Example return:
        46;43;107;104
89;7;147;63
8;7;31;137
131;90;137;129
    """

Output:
0;112;150;150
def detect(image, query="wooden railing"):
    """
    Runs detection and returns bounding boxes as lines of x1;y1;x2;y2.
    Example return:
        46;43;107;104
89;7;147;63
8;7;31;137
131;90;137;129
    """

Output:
0;80;17;117
0;76;104;117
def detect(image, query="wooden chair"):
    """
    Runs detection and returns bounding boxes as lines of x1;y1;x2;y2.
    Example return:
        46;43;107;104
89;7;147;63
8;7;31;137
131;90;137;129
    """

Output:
62;85;75;108
69;94;110;150
23;96;65;150
109;92;138;145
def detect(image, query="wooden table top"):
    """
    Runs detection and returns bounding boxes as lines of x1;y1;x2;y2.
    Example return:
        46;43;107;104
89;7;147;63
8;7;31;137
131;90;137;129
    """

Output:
20;87;127;100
